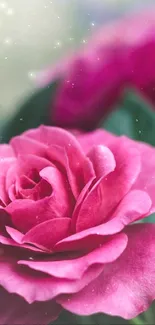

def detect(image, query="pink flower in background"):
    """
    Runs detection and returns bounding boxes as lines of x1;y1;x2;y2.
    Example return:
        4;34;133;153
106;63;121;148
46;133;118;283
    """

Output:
38;10;155;129
1;125;155;323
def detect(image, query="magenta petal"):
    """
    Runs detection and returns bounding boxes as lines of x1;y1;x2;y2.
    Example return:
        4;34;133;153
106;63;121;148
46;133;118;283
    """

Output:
76;129;116;154
57;224;155;319
10;135;46;156
0;234;45;253
76;142;140;232
0;144;15;158
87;145;116;179
108;189;152;224
40;166;74;216
55;189;151;252
0;287;61;325
6;189;72;233
22;218;71;251
6;226;23;243
71;177;95;231
19;233;127;279
24;126;88;198
0;158;15;205
0;247;104;303
7;165;73;233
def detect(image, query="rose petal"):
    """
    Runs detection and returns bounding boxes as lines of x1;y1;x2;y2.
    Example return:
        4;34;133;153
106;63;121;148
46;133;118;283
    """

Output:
55;189;151;252
0;246;104;303
6;226;23;243
76;129;116;154
24;126;88;198
0;144;15;158
40;166;74;216
7;166;73;233
76;142;140;232
7;185;72;233
0;287;61;325
6;154;51;194
19;232;127;280
78;130;155;213
0;232;44;253
0;158;15;205
87;145;116;179
22;218;72;251
10;135;46;157
71;177;95;232
57;223;155;320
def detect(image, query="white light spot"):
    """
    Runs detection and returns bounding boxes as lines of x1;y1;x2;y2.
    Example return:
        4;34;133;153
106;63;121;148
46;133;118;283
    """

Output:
28;71;36;80
55;40;62;48
7;8;14;15
5;56;8;60
0;2;7;9
91;22;95;26
4;37;12;45
29;257;34;260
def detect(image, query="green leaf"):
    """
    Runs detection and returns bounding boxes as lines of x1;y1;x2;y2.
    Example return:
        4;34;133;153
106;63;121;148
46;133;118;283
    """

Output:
52;311;128;325
136;213;155;224
0;81;59;143
102;89;155;146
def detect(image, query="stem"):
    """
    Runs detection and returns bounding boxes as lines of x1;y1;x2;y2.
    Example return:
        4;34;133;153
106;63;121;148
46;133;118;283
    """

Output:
129;316;145;325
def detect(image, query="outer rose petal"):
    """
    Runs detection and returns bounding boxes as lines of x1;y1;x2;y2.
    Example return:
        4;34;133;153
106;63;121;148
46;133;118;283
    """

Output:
0;232;47;253
55;189;151;252
19;233;127;279
57;223;155;319
0;287;61;325
0;246;104;303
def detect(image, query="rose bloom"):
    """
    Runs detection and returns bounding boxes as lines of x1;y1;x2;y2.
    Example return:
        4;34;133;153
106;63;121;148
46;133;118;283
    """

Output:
0;125;155;324
38;11;155;130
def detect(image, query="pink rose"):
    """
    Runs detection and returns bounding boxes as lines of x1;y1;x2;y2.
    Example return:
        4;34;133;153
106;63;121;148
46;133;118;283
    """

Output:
38;10;155;129
1;125;155;324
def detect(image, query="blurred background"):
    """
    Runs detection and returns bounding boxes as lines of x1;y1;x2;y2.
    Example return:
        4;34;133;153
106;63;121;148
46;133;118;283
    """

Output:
0;0;155;119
